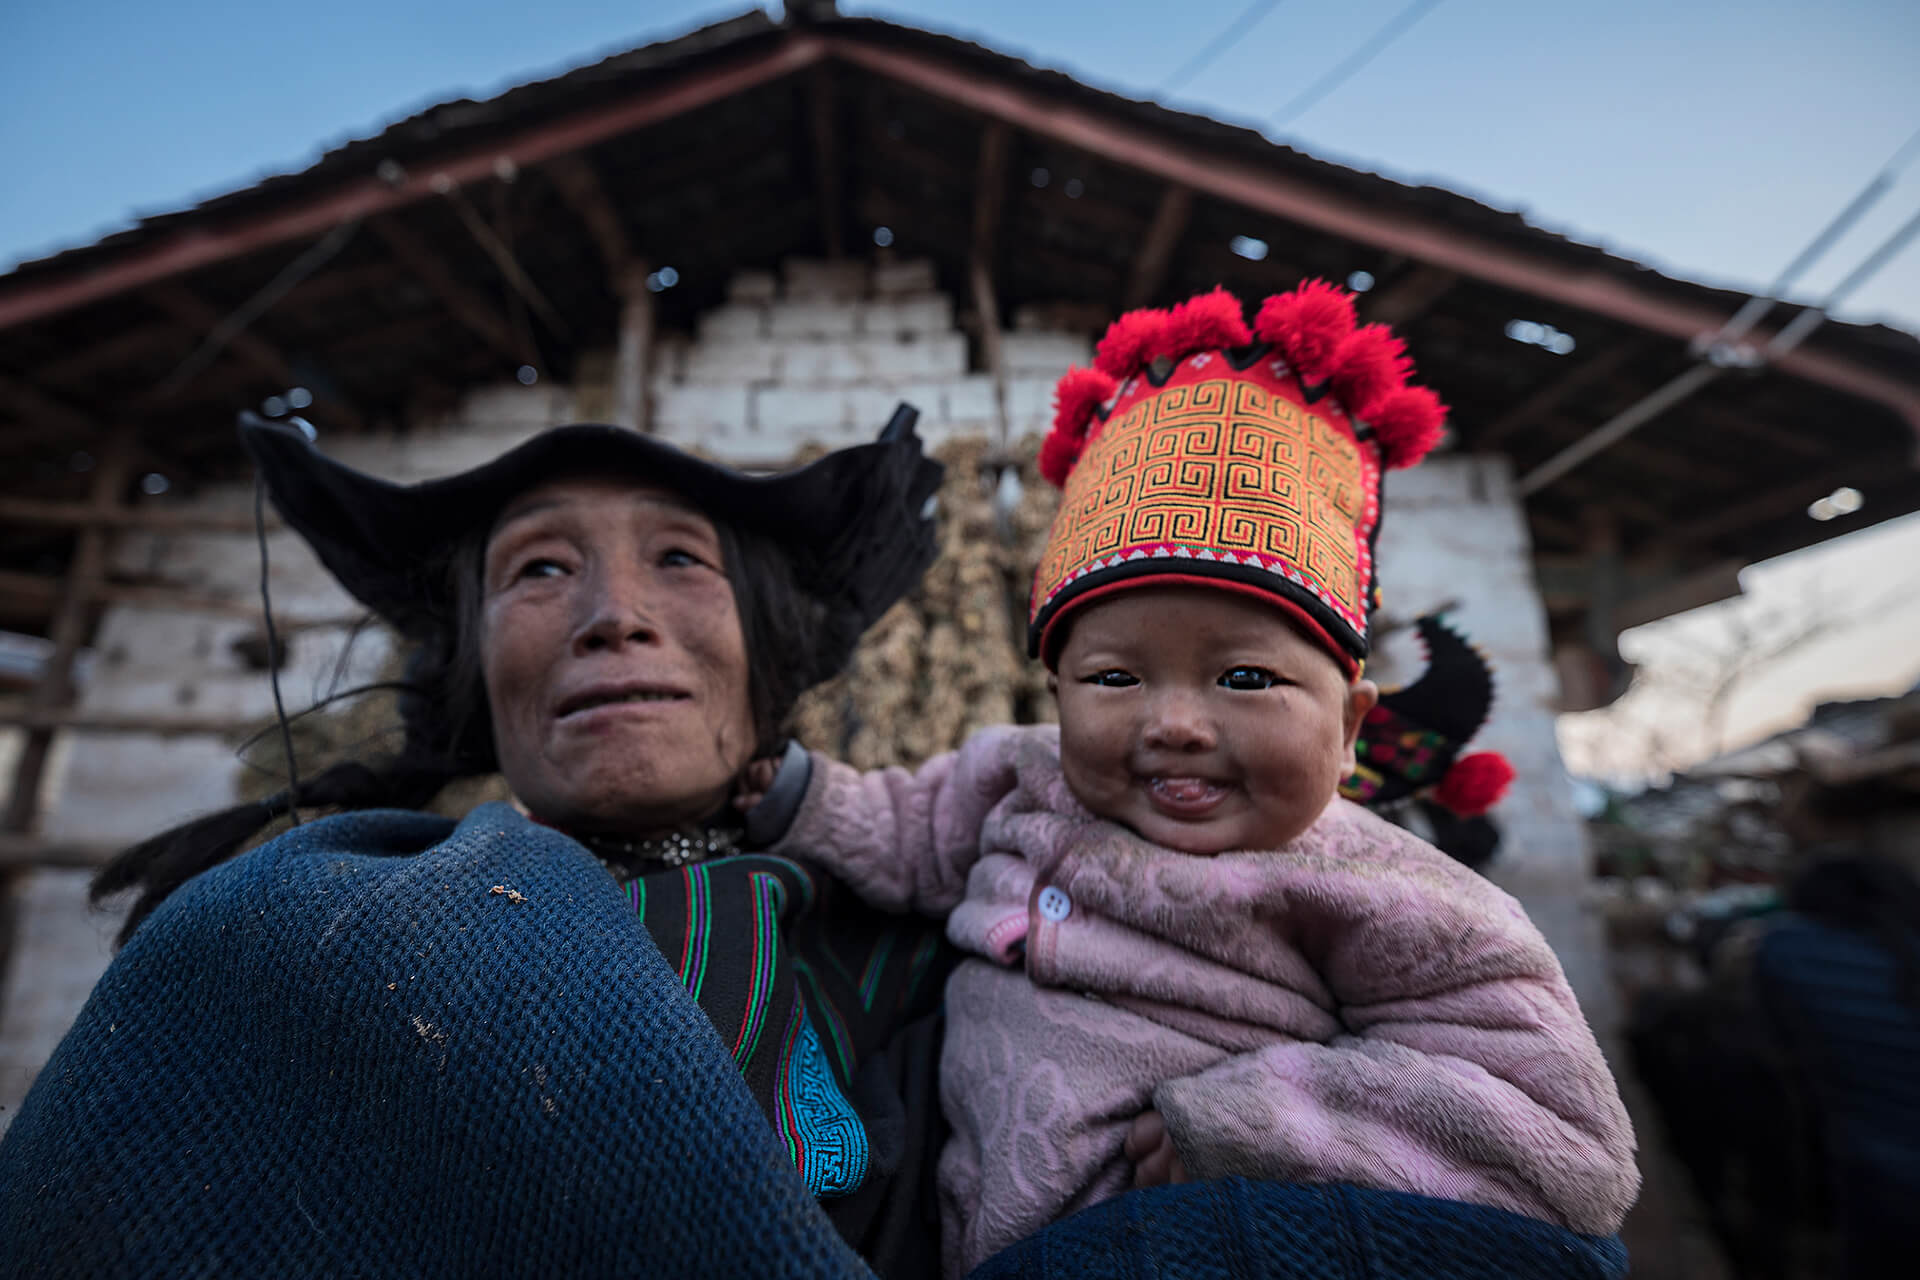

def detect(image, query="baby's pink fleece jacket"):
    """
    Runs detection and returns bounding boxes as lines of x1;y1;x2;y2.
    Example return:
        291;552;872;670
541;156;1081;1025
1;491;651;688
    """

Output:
772;724;1638;1276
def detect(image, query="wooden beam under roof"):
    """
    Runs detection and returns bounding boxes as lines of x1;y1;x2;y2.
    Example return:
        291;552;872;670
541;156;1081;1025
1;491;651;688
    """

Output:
826;37;1920;439
1362;265;1458;326
0;497;271;533
37;322;190;386
141;282;368;431
545;152;635;279
1687;401;1828;458
971;120;1012;446
4;426;135;832
1122;184;1192;310
1666;445;1915;550
0;371;100;443
1474;337;1651;449
369;215;534;367
807;62;846;260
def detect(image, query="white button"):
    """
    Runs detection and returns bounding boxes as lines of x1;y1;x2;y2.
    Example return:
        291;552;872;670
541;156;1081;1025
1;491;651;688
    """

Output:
1037;886;1072;922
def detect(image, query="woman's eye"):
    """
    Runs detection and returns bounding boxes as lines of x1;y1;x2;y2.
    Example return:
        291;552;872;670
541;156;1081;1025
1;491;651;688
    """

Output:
659;547;704;569
1082;670;1139;688
515;557;567;580
1220;666;1279;690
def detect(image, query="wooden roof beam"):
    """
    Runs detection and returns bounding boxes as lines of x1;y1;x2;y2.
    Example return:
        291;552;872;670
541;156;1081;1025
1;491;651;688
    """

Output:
369;215;534;367
0;36;828;331
1474;337;1651;450
141;282;368;431
971;120;1012;446
0;497;271;533
1666;444;1914;550
1362;264;1458;326
1122;184;1193;310
0;371;101;444
826;37;1920;439
545;153;635;279
807;63;845;260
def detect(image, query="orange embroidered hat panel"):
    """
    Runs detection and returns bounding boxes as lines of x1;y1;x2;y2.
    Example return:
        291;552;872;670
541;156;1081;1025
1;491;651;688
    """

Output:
1028;283;1448;673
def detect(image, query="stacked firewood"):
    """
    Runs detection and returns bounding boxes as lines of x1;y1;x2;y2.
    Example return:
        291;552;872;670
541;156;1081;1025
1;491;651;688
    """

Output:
789;435;1059;768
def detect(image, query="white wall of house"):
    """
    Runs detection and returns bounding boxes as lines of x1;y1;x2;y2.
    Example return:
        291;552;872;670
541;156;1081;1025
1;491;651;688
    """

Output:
1;259;1598;1130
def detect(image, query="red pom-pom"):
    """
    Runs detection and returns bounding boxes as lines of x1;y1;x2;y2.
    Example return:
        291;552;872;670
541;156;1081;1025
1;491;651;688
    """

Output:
1094;308;1169;379
1327;324;1411;419
1433;752;1515;817
1052;366;1117;442
1253;280;1356;380
1366;384;1448;469
1037;427;1083;489
1160;287;1251;361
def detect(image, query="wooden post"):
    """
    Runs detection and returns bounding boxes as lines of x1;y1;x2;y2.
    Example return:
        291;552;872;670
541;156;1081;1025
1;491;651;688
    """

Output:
612;263;655;433
1122;184;1192;310
971;122;1012;447
4;427;136;833
807;63;845;260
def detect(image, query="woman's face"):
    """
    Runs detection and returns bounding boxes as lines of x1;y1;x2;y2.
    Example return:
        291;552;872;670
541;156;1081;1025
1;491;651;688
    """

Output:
480;477;756;835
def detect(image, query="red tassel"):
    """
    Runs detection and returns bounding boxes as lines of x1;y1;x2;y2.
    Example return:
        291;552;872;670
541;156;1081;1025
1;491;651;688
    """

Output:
1253;280;1356;380
1433;752;1514;817
1161;287;1251;361
1052;366;1116;442
1037;428;1082;489
1328;324;1411;419
1094;308;1170;380
1367;384;1448;469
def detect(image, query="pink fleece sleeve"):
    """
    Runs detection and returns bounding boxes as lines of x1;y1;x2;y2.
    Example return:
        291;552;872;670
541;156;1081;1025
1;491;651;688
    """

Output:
768;725;1026;916
1152;865;1640;1236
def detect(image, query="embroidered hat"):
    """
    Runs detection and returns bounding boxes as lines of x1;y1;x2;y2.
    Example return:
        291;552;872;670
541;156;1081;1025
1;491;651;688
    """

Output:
1341;614;1516;819
1028;282;1446;675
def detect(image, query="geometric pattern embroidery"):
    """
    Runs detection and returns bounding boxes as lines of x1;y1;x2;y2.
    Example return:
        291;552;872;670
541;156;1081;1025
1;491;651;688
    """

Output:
774;1003;871;1198
1033;372;1379;647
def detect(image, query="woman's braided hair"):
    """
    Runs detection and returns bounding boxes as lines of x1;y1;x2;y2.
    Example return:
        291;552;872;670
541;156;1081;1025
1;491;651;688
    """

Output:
93;513;831;946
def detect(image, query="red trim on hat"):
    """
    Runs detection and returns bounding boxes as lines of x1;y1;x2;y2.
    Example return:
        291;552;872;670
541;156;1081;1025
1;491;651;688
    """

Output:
1037;571;1362;680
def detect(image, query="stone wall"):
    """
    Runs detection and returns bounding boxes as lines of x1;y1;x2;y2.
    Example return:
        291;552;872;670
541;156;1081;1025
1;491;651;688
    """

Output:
0;259;1596;1132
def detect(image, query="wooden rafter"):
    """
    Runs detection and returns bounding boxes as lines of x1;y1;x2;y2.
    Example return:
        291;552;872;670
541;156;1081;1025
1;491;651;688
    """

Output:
0;370;99;442
1362;265;1458;326
38;322;189;385
827;38;1920;437
4;426;135;832
1687;402;1828;458
1122;184;1192;310
1474;337;1651;449
970;120;1012;445
0;568;353;627
370;215;534;366
1666;445;1914;550
807;62;845;260
545;152;634;279
0;497;271;533
141;282;368;431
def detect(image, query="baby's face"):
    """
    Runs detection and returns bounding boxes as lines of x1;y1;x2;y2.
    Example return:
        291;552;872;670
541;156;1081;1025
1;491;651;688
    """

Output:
1051;586;1376;855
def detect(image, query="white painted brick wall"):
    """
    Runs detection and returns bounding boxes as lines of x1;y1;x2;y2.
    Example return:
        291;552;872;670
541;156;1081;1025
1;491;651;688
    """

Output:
1002;332;1093;374
859;293;953;338
872;258;936;296
727;270;777;303
699;304;767;341
782;258;869;301
775;334;966;384
767;299;861;339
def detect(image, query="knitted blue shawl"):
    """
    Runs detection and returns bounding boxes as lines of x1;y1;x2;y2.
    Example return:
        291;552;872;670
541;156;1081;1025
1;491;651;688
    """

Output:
0;803;1626;1279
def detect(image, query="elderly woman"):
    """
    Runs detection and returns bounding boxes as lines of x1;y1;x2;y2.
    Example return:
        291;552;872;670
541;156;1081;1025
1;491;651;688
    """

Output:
0;411;1629;1280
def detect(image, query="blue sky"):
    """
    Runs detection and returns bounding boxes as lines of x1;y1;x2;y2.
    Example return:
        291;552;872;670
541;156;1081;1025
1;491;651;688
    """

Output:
4;1;1918;329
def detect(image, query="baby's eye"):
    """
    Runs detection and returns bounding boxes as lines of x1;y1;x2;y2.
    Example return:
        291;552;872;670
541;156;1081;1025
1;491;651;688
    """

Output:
1082;669;1139;688
1220;666;1280;690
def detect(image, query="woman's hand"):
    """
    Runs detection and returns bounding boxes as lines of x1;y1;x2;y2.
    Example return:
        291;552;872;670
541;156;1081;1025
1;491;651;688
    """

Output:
732;756;781;813
1124;1109;1189;1188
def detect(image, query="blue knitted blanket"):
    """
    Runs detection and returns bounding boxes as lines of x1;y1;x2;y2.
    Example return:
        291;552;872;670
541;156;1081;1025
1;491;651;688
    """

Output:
0;803;1627;1279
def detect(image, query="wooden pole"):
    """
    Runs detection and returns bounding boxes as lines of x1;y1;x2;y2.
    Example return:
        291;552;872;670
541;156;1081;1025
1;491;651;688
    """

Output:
4;427;136;833
1122;184;1192;310
970;122;1012;448
611;263;656;433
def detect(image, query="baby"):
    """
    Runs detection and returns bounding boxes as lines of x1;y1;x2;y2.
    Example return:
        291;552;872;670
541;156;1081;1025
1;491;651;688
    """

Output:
762;283;1639;1275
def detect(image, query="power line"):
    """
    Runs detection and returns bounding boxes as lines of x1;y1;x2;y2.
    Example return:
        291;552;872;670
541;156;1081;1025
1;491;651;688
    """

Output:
1273;0;1445;127
1160;0;1288;97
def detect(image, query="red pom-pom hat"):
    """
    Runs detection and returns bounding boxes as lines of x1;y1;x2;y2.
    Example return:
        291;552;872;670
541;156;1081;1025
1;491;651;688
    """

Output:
1030;282;1446;674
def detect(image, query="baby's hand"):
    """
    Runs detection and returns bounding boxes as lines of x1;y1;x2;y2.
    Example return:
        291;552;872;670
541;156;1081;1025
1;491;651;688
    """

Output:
732;756;781;813
1124;1109;1189;1188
